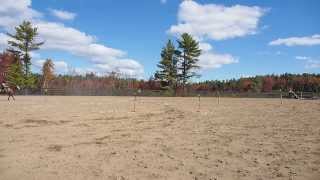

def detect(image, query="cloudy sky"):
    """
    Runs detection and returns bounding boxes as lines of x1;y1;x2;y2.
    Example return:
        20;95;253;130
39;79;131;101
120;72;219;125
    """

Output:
0;0;319;80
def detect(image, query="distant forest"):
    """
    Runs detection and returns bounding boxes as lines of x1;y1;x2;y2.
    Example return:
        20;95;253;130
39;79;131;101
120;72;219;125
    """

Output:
1;52;320;96
36;72;320;96
0;21;319;97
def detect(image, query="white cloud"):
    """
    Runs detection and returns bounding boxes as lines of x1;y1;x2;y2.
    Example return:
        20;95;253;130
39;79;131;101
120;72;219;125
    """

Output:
54;61;68;73
295;56;310;60
49;9;76;20
198;48;238;69
94;59;144;78
199;52;238;69
0;33;9;51
168;0;266;40
168;1;243;70
196;42;238;69
32;59;45;68
305;59;320;69
0;0;144;78
239;74;253;78
199;42;212;52
294;56;320;69
36;22;94;49
0;0;41;30
34;21;144;77
270;34;320;46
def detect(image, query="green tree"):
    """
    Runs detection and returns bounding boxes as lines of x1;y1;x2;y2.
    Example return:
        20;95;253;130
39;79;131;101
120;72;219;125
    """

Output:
6;62;25;87
155;40;178;91
24;73;37;88
252;76;263;92
177;33;201;91
7;21;44;78
3;53;36;89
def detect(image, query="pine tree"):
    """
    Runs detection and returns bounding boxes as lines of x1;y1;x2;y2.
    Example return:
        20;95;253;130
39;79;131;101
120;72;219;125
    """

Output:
6;62;25;87
7;21;44;79
177;33;201;91
155;40;178;90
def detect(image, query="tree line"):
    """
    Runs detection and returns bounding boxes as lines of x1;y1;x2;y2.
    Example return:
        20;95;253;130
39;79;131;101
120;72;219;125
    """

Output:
191;74;320;94
36;73;320;95
0;21;320;96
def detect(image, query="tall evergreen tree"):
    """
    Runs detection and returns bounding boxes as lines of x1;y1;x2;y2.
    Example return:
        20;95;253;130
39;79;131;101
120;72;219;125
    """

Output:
155;40;178;90
6;62;25;87
4;54;36;88
177;33;201;89
7;21;44;78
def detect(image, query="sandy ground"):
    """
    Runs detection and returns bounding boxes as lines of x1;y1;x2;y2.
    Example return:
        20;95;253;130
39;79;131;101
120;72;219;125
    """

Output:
0;96;319;180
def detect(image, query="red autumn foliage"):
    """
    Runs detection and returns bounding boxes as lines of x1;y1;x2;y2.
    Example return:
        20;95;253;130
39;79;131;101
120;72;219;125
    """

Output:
262;77;274;92
240;79;254;92
0;52;16;83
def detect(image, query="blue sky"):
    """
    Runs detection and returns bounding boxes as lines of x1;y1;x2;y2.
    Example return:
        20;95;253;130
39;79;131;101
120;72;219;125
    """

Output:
0;0;319;80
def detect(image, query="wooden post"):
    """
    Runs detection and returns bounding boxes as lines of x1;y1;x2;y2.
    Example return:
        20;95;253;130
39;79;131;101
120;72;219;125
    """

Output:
280;89;283;104
133;93;137;112
197;94;201;112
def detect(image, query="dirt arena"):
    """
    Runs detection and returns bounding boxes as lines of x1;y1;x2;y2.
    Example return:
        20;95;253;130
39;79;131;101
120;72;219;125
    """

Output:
0;96;319;180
